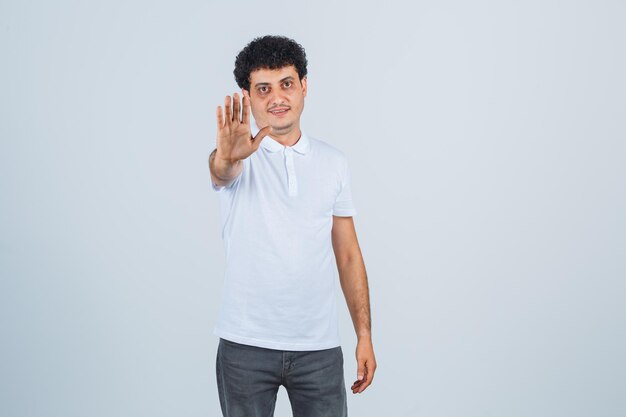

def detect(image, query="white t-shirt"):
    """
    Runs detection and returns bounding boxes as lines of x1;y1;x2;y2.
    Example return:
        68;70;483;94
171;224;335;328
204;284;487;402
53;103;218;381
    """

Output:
211;121;357;350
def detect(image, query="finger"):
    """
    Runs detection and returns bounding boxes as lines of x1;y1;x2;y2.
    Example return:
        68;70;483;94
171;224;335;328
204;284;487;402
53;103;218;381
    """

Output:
252;125;272;147
359;369;371;392
232;92;241;124
352;361;370;385
356;362;366;382
224;95;232;124
351;380;364;391
352;371;366;384
351;369;367;390
216;106;224;130
242;91;250;125
353;368;367;385
353;371;369;393
356;365;376;393
357;379;371;393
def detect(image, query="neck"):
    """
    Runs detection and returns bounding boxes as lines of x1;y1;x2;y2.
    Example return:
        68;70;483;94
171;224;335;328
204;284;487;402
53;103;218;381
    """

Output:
259;122;302;147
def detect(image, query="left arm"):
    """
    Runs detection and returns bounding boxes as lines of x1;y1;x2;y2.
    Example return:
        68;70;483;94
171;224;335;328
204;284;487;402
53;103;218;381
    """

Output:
332;215;377;394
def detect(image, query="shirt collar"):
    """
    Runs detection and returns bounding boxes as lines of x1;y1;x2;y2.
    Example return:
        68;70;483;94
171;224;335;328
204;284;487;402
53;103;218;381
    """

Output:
251;120;310;155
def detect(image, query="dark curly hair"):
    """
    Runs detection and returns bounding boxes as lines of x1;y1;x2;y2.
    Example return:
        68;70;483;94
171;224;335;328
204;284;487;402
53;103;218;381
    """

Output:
234;35;308;92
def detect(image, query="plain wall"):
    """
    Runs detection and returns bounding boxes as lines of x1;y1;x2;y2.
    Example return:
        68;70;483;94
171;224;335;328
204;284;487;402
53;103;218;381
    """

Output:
1;1;624;416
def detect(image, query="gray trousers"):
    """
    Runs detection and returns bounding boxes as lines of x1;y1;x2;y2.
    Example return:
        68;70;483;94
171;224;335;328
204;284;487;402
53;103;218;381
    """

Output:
216;337;348;417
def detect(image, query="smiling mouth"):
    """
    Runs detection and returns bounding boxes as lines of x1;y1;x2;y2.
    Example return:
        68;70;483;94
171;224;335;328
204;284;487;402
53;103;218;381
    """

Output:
269;108;289;115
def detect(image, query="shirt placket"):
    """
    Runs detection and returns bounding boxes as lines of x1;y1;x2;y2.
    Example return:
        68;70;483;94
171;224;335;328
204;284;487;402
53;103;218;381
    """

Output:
284;147;298;196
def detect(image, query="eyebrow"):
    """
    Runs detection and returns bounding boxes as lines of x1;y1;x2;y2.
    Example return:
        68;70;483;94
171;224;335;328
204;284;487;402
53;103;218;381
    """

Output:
254;76;295;88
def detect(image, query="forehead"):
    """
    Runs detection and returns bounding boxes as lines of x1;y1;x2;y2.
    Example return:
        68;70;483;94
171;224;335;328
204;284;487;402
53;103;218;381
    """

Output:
249;65;299;85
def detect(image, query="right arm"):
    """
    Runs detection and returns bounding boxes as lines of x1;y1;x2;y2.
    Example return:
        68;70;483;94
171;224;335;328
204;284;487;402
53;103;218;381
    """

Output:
209;148;243;188
209;91;271;189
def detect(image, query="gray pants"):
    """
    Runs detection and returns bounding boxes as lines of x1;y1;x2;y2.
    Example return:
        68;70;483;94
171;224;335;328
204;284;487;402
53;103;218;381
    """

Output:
216;337;348;417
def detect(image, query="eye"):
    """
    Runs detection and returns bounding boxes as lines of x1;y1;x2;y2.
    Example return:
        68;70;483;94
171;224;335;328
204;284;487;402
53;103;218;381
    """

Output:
283;81;293;88
258;86;269;94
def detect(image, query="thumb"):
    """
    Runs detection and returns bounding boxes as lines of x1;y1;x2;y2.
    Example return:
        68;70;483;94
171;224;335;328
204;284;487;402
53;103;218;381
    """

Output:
357;361;366;381
253;125;272;145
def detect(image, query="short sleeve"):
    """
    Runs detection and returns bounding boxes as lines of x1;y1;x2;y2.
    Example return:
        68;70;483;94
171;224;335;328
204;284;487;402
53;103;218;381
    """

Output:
211;170;243;192
211;170;231;192
211;180;226;192
332;156;357;217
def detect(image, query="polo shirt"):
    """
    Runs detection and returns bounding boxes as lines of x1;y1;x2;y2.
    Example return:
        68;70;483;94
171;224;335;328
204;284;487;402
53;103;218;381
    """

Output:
210;119;357;350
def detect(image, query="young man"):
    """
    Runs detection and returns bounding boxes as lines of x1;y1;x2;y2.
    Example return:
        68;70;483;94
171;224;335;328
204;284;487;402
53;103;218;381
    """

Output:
209;35;376;417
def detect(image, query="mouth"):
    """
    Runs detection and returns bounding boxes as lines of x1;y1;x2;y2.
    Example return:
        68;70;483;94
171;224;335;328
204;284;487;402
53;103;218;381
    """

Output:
268;108;290;116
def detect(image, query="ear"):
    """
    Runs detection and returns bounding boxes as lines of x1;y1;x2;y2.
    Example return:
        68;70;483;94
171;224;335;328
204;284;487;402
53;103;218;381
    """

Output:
242;88;250;99
301;76;307;97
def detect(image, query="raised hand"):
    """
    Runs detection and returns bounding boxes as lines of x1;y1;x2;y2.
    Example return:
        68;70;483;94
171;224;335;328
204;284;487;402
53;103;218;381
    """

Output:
215;92;272;163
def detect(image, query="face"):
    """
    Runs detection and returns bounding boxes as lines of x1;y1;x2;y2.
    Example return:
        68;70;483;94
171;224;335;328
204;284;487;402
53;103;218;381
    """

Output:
244;65;307;136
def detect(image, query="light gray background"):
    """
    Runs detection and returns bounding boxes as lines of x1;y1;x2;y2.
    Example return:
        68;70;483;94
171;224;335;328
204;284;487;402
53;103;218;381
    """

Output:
1;1;624;416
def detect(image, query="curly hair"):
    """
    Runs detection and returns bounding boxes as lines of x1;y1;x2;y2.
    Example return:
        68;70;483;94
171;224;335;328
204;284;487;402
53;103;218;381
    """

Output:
234;35;308;92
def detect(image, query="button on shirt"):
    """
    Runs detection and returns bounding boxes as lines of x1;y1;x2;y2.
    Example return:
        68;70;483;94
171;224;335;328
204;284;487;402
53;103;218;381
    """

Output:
211;120;357;350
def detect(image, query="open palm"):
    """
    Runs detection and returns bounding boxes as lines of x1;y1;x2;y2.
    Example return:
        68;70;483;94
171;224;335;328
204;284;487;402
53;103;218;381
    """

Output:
216;92;272;163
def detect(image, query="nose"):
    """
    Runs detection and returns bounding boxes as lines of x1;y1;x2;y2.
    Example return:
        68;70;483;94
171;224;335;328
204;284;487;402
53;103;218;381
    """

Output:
268;90;287;107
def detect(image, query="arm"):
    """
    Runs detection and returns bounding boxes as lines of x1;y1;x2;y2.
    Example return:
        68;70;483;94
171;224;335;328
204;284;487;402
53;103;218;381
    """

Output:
331;215;377;394
209;91;271;189
209;148;243;188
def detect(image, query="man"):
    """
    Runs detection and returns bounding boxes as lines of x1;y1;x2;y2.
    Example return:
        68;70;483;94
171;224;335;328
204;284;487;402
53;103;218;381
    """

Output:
209;35;376;417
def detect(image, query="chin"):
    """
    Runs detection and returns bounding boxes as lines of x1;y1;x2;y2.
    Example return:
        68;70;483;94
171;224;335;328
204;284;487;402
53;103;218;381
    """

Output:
272;123;293;132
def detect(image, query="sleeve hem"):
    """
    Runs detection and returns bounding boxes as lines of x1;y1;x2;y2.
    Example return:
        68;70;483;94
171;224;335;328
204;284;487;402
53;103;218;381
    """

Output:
332;208;357;217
